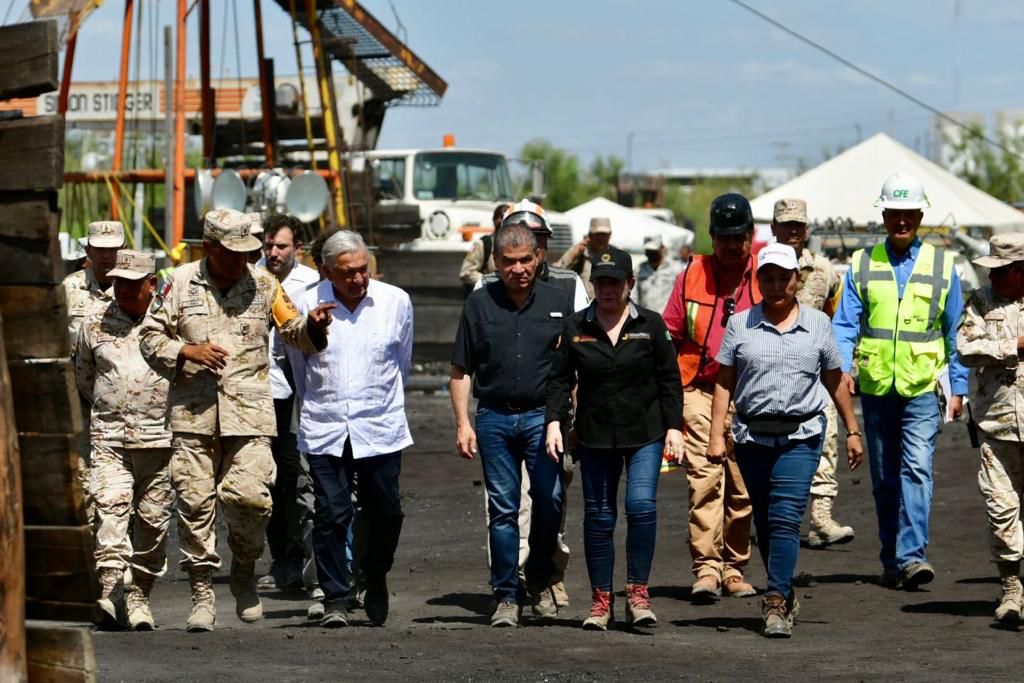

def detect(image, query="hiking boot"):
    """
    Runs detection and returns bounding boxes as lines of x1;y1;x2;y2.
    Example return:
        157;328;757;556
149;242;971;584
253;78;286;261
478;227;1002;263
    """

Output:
690;574;721;602
126;571;156;631
230;562;263;623
878;567;900;589
364;578;390;626
723;575;757;598
97;567;125;630
995;575;1023;624
582;589;613;631
319;599;349;628
186;567;216;632
762;593;792;638
491;599;519;627
550;581;570;608
625;583;657;627
530;585;558;620
900;562;935;591
807;495;855;548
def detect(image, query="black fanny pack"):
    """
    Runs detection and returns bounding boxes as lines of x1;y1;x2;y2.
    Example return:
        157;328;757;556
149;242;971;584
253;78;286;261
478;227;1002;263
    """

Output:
740;412;821;436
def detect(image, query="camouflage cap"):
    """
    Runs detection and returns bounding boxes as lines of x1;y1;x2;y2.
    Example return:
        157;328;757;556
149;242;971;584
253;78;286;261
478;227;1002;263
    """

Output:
773;198;808;224
85;220;126;248
246;212;264;236
589;216;612;234
974;233;1024;269
203;208;262;252
107;249;156;280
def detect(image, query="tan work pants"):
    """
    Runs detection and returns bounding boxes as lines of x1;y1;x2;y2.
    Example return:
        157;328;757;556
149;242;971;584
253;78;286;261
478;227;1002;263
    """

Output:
810;404;840;498
91;444;174;577
978;439;1024;562
682;386;751;581
170;433;276;570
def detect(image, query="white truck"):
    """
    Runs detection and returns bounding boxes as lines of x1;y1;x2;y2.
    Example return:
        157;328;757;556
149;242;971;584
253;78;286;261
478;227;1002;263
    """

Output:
351;147;572;253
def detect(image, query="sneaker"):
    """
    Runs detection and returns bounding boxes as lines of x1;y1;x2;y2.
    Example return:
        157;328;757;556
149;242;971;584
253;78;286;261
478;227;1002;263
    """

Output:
900;562;935;591
878;568;900;589
807;495;855;548
256;560;285;590
625;583;657;627
364;579;390;626
491;599;519;628
582;589;613;631
550;581;570;608
723;575;757;598
530;585;558;620
307;597;325;621
690;574;721;602
762;593;792;638
995;576;1023;624
319;600;350;628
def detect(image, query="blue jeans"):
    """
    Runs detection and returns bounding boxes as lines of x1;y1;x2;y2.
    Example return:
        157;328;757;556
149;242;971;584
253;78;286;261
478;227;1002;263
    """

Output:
861;391;939;572
735;427;823;599
578;440;663;591
476;405;564;601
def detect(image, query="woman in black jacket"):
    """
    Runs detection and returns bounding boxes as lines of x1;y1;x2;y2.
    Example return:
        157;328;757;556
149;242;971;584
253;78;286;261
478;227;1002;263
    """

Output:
545;247;684;631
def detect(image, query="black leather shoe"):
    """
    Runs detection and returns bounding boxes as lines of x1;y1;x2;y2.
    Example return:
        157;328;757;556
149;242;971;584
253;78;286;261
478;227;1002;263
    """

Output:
364;579;389;626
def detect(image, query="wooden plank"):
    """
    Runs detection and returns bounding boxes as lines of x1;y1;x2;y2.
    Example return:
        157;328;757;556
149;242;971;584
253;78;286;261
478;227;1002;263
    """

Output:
0;21;59;99
0;312;27;681
0;286;69;359
25;621;95;683
25;526;94;577
0;116;64;192
26;573;94;605
8;360;82;435
25;601;98;625
0;191;59;241
19;435;85;527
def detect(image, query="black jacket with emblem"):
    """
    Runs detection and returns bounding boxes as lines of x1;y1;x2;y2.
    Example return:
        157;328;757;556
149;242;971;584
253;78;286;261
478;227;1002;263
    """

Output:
546;302;683;449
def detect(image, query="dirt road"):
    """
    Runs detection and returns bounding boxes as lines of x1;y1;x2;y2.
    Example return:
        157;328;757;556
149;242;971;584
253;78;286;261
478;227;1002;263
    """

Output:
96;393;1017;681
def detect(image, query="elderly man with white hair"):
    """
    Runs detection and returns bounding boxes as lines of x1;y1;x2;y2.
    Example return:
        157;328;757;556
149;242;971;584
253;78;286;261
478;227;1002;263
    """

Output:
288;229;414;628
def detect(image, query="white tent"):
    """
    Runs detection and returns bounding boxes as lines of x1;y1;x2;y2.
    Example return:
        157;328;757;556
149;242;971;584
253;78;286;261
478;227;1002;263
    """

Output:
750;133;1024;232
564;197;694;253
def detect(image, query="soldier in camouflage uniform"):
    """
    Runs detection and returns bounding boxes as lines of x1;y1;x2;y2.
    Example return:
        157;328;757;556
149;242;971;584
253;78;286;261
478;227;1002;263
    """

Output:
631;234;683;315
556;216;613;300
957;233;1024;624
140;209;333;632
76;250;172;631
65;221;126;530
771;199;856;548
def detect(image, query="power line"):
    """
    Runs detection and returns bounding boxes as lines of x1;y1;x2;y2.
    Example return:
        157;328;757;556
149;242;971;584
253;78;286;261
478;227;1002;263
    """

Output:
727;0;1020;160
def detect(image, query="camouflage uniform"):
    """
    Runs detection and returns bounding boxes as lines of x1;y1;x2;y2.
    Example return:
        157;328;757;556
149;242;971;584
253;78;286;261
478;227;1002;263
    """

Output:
631;259;683;315
139;258;325;571
458;237;496;289
555;243;596;300
957;285;1024;562
76;297;173;579
794;248;844;499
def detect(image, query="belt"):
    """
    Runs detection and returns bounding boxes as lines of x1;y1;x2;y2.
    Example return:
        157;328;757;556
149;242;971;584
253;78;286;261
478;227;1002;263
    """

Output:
479;399;546;413
740;412;822;436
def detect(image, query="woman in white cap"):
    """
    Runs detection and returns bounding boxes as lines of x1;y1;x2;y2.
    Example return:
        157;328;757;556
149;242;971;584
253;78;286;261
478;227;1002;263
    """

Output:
706;243;864;638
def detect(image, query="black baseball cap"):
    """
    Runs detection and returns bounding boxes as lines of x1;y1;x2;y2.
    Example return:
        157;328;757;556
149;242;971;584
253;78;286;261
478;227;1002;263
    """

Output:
589;246;633;282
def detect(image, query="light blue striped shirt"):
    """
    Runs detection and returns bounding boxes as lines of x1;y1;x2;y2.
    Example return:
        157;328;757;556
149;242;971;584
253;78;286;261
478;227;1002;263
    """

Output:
717;303;842;446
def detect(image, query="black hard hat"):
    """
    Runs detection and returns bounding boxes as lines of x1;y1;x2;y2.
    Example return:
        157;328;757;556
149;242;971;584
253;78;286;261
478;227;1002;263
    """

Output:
709;193;754;236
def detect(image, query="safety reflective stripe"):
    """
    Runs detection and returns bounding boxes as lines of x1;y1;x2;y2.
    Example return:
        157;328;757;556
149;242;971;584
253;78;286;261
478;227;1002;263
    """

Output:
897;329;943;343
857;249;871;302
685;301;699;339
925;246;947;332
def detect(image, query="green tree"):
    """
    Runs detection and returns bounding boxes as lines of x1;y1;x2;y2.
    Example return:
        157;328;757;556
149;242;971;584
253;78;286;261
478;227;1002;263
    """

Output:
947;123;1024;204
584;154;625;199
519;139;584;211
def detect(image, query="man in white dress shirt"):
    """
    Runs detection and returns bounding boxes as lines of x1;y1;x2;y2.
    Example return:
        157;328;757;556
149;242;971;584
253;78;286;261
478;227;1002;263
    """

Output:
256;215;320;592
290;230;413;627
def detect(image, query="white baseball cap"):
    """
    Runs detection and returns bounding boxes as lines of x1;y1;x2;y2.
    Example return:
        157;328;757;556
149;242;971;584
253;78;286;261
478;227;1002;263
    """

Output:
757;243;799;271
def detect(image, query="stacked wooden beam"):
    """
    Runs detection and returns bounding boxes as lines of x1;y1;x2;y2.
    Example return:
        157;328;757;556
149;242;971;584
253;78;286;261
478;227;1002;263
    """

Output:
0;19;97;683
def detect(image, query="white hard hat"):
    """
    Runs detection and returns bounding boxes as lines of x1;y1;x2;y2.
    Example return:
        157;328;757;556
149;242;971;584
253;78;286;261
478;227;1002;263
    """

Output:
874;172;930;210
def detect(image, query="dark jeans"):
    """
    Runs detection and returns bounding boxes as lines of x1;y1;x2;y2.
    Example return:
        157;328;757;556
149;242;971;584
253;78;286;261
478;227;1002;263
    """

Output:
308;440;404;602
578;440;662;591
735;426;824;599
267;398;305;564
860;391;939;572
476;404;563;602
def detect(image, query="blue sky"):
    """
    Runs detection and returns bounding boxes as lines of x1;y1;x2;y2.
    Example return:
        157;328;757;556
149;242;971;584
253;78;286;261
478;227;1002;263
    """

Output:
56;0;1024;171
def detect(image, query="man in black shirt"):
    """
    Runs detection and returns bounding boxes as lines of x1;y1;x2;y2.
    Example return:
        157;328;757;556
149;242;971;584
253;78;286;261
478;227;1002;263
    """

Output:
450;224;574;627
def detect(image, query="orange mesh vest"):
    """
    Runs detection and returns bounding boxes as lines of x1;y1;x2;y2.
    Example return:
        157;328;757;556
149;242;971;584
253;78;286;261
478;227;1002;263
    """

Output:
677;254;761;386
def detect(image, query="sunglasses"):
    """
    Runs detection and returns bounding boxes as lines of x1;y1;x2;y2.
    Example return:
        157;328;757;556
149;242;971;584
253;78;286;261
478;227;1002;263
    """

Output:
723;297;736;323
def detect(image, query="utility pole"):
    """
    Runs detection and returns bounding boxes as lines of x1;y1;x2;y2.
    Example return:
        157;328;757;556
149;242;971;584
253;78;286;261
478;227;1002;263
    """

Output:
163;24;175;252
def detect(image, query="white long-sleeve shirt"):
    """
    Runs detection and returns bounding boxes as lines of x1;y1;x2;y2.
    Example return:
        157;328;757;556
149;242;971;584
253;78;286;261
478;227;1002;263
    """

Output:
289;278;414;459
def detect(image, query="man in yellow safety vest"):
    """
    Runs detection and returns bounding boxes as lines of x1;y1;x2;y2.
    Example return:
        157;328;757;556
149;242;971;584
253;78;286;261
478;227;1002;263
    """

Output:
832;172;966;591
